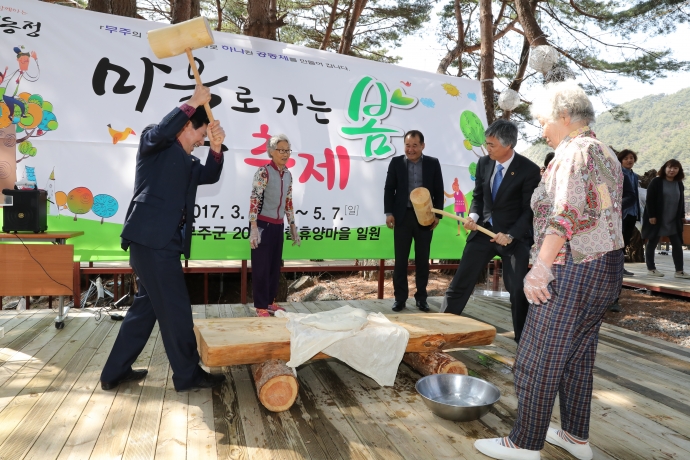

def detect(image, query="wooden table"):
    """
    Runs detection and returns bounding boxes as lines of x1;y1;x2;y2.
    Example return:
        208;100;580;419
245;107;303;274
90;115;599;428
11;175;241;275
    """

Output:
0;231;83;328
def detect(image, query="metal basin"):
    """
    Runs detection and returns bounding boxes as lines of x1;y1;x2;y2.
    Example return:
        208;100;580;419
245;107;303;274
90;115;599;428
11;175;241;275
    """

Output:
416;374;500;422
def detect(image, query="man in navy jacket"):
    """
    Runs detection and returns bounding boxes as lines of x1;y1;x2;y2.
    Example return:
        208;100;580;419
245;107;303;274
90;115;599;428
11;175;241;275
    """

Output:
100;85;226;392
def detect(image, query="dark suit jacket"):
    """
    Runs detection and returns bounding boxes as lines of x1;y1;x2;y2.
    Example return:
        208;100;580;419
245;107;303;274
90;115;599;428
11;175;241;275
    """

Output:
121;107;224;259
469;152;540;243
384;155;444;224
641;177;684;240
621;169;641;220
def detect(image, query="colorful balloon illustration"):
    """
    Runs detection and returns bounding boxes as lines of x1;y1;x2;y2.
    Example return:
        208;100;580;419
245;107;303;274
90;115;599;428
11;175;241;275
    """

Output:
55;191;67;211
92;194;119;224
67;187;94;221
460;110;487;157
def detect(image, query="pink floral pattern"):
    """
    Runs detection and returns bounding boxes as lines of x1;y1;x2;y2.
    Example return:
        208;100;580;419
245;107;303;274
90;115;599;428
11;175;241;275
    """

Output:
531;128;624;264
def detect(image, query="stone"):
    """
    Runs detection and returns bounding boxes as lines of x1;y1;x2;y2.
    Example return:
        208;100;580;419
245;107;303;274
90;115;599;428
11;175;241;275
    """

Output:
288;275;314;293
301;285;326;302
318;293;341;301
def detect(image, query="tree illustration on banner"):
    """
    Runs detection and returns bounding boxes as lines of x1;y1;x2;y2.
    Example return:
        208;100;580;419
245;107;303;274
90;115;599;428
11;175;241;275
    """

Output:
460;110;486;158
66;187;94;221
0;46;59;194
92;194;119;224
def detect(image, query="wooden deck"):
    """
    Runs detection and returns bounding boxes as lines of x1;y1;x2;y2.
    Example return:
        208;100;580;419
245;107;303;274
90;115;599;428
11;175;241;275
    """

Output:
622;250;690;297
0;297;689;459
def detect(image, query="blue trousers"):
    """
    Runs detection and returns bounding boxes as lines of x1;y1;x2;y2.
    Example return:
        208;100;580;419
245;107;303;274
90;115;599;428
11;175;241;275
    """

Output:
101;228;201;390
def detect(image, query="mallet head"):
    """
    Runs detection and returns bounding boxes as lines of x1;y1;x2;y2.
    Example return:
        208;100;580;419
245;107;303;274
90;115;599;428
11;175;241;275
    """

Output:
410;187;436;226
147;17;214;59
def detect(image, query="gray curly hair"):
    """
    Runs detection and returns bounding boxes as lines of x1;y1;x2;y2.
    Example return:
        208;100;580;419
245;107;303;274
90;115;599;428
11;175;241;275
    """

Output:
530;80;595;124
266;134;291;156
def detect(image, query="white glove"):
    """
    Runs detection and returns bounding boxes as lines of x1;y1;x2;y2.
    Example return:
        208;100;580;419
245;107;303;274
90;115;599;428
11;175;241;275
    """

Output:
250;226;261;249
290;224;301;247
523;257;555;305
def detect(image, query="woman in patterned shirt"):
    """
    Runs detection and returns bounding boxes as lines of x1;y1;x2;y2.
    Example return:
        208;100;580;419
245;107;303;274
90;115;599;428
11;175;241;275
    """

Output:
249;134;301;317
475;80;624;460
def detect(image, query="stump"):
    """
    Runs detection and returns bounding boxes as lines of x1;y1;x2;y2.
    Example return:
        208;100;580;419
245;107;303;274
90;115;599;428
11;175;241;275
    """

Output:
250;359;298;412
403;351;468;376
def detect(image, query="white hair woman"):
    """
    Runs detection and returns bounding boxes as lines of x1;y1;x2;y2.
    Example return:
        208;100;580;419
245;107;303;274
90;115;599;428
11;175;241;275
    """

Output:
248;134;301;317
475;80;624;460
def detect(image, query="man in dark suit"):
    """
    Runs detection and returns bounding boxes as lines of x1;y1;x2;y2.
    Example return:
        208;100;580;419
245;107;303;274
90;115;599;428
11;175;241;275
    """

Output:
442;120;540;343
100;85;227;392
384;130;444;312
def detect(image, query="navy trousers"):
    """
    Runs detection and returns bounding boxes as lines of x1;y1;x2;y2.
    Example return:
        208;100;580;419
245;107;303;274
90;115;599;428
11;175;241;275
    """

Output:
101;228;201;390
251;220;285;309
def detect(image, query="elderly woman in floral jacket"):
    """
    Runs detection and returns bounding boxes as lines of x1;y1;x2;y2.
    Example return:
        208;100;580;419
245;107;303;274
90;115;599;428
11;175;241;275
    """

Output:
475;80;624;460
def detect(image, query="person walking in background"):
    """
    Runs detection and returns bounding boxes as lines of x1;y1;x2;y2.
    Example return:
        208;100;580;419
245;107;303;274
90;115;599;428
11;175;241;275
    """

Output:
384;130;445;313
641;159;690;279
444;177;467;235
475;80;623;460
249;134;301;317
441;120;540;344
609;149;641;312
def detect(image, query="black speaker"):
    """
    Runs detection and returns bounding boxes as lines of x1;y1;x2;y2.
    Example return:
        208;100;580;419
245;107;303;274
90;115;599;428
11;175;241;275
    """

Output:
2;188;48;233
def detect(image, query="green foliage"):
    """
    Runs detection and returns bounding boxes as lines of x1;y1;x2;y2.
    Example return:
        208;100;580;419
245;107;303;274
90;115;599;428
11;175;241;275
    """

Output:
460;111;485;147
18;141;37;157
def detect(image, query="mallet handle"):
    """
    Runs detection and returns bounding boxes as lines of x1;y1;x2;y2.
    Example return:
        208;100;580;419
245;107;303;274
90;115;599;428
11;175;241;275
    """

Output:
431;208;497;239
185;48;215;124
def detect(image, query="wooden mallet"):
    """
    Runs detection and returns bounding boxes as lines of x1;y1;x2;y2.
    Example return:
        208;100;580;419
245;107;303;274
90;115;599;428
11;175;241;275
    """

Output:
147;17;215;124
410;187;497;238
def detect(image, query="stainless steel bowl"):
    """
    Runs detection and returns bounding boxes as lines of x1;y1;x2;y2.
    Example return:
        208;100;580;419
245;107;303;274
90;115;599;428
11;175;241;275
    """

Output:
415;374;501;422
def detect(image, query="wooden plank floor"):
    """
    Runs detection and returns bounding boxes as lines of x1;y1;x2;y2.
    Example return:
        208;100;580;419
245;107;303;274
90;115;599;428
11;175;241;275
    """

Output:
0;298;688;459
622;250;690;296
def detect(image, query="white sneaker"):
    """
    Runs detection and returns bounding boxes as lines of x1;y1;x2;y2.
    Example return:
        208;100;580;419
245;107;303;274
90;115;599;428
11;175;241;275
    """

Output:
545;428;593;460
648;270;665;277
474;438;540;460
674;271;690;279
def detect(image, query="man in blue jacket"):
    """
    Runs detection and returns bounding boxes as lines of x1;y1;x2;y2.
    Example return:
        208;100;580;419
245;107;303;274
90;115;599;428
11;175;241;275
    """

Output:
100;85;226;392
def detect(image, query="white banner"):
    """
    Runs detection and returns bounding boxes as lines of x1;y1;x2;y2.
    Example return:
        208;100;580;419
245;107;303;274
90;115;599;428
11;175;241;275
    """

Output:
0;0;488;260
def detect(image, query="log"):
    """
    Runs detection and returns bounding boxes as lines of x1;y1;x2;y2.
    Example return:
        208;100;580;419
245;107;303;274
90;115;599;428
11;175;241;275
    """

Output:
403;352;468;376
194;313;496;367
250;359;298;412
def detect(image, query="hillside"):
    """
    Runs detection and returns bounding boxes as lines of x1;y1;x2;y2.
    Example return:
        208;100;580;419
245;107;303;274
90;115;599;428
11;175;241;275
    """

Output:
524;87;690;175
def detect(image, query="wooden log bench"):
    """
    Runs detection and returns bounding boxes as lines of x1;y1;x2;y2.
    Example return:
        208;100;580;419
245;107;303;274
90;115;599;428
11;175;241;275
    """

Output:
194;313;496;411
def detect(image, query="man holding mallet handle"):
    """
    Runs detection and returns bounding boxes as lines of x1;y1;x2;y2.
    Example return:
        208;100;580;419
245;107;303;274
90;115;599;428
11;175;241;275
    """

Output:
100;84;227;392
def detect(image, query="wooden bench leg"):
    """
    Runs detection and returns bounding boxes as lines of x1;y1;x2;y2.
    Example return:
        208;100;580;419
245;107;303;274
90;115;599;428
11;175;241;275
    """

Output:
403;351;467;376
250;359;298;412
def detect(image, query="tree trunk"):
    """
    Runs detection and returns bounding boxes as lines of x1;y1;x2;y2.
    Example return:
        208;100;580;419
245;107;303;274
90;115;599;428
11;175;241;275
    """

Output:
171;0;200;24
215;0;223;31
437;0;464;75
244;0;280;39
251;360;298;412
338;0;367;55
514;0;547;46
320;0;340;50
403;352;468;376
87;0;110;13
479;0;495;124
111;0;136;17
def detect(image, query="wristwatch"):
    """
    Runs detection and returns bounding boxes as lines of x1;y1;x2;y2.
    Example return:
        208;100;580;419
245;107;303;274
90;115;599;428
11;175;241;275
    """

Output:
506;234;515;243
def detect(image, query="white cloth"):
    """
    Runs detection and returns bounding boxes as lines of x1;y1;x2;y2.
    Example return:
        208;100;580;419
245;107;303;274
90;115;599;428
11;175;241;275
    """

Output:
275;306;409;386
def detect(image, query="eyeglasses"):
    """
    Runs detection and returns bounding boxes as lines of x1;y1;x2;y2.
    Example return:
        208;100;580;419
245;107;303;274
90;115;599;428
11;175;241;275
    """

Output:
275;149;292;155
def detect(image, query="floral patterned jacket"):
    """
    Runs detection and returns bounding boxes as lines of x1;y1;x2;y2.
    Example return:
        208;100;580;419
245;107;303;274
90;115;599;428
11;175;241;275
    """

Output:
530;127;624;264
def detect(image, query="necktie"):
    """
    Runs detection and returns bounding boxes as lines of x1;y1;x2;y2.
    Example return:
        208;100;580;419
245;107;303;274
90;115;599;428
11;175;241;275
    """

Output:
489;164;504;225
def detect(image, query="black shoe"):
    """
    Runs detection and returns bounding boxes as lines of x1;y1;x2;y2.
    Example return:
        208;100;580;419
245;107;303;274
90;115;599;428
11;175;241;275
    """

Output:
178;369;226;392
623;269;634;276
101;369;148;390
392;301;405;312
609;302;622;313
416;300;430;312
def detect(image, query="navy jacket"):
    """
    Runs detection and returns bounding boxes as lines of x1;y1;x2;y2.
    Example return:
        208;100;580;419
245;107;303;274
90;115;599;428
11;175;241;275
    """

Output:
384;155;444;224
469;153;540;243
121;107;224;259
